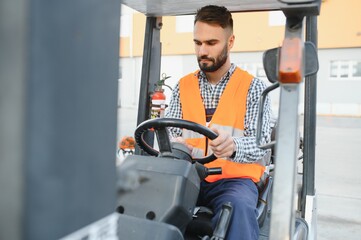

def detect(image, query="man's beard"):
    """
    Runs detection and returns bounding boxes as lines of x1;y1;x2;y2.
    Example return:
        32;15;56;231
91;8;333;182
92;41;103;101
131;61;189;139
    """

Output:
197;44;228;72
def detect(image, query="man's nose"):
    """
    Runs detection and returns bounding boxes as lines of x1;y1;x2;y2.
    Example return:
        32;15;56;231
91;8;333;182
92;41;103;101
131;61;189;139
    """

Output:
198;44;208;56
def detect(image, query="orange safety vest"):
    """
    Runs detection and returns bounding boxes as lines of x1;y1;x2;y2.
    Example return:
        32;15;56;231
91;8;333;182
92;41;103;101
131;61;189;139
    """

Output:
179;67;265;183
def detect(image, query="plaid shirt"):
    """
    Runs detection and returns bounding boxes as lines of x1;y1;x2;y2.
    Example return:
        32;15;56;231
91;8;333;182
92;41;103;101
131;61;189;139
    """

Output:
165;63;272;163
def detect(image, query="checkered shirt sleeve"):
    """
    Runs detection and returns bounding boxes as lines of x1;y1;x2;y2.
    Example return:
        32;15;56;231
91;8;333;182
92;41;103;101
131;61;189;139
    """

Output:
233;78;272;163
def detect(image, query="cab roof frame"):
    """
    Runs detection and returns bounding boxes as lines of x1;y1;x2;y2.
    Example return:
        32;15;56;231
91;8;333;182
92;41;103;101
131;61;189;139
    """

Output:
120;0;321;17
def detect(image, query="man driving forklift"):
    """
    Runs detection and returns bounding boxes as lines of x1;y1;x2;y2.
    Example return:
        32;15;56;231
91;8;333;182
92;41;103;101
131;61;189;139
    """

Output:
165;5;272;240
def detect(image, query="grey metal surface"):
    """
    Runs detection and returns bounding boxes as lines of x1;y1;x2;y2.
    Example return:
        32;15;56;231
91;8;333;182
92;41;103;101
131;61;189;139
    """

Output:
135;17;162;154
121;0;281;16
269;10;306;238
120;0;320;16
303;15;318;200
259;211;271;240
137;17;162;126
0;0;121;239
0;0;27;239
302;17;318;240
269;84;301;239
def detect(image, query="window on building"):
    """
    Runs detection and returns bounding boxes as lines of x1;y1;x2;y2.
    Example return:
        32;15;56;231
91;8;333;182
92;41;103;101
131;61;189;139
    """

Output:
352;61;361;78
330;60;361;80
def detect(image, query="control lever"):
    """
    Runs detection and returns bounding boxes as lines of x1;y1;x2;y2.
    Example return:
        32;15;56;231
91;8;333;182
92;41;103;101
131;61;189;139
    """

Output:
194;162;222;180
207;167;222;175
211;202;233;240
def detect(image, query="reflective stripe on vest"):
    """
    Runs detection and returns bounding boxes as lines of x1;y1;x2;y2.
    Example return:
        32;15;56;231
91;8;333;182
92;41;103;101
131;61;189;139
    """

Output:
179;67;265;183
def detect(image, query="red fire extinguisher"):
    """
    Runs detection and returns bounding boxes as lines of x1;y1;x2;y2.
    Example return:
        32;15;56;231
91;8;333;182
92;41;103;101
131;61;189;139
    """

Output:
151;73;172;119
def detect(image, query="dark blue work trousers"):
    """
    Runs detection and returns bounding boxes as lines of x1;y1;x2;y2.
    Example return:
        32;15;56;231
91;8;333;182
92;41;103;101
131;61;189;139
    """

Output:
197;178;259;240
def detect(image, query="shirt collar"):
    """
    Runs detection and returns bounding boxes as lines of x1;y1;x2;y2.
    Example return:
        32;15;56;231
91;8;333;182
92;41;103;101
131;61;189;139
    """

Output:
198;63;236;84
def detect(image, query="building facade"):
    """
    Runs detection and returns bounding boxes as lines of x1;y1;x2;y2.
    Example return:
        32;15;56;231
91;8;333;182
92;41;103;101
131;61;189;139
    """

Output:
119;0;361;117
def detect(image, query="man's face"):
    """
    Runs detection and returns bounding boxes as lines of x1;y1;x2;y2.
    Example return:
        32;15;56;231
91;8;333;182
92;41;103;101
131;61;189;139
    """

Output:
193;21;234;72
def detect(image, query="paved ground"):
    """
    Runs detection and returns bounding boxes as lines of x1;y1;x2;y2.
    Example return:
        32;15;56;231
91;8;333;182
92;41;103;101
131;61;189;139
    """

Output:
117;108;361;239
315;117;361;240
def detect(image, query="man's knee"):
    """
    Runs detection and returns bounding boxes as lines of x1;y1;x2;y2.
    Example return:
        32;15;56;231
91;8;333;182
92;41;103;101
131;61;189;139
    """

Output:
228;196;256;218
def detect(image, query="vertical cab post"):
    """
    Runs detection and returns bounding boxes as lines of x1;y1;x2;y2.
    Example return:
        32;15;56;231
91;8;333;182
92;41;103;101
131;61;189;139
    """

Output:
268;1;321;239
269;15;305;240
136;16;163;154
137;16;163;126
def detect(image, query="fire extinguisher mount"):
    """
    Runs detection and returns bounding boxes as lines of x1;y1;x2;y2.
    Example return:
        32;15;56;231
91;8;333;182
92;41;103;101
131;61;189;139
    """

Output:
150;73;172;119
156;73;173;92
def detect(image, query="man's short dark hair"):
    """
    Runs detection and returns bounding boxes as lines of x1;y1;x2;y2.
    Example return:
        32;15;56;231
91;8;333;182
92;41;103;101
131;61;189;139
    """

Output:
194;5;233;31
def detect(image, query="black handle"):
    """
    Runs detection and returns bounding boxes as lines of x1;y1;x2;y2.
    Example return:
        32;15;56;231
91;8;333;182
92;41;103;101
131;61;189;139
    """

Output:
256;82;279;149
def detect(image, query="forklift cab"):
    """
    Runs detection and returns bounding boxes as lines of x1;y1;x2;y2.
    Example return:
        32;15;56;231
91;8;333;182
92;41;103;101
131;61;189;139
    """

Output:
116;0;321;239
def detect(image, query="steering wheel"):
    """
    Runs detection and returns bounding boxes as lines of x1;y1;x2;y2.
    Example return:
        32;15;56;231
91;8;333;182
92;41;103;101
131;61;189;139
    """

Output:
134;118;218;164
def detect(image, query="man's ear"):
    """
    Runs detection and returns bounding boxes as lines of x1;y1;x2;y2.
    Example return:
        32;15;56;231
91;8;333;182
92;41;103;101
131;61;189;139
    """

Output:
228;34;235;49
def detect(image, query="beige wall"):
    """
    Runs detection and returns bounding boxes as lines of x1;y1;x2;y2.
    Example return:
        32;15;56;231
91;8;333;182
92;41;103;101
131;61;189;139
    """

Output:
318;0;361;48
120;0;361;57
